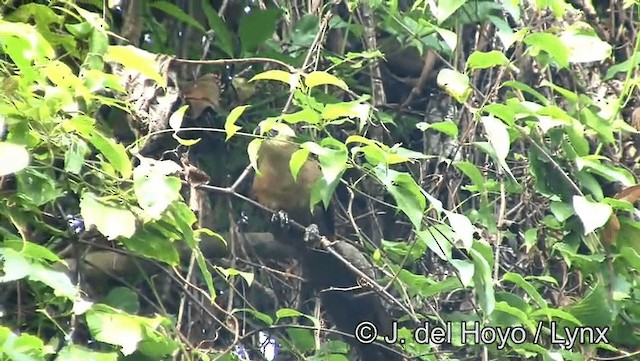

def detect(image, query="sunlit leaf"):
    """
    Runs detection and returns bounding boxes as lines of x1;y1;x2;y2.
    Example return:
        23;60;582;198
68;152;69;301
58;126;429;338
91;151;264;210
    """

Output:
80;192;137;240
436;68;471;103
305;71;349;91
0;142;29;176
225;105;250;140
573;196;612;235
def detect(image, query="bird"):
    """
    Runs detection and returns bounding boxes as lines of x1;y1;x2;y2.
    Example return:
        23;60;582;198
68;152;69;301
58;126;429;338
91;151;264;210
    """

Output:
251;131;403;361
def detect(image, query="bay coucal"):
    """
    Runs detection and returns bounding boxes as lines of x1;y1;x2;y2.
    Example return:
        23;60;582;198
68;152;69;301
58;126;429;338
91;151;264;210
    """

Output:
251;132;403;361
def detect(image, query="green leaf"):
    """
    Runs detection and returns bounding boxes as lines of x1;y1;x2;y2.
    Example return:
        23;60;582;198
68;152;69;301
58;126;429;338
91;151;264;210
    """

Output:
86;305;144;356
235;308;274;325
502;272;547;309
0;326;45;361
168;105;189;131
28;262;78;299
305;71;349;91
605;51;640;80
276;308;305;319
290;148;310;181
481;115;515;179
444;210;474;250
549;201;574;222
104;287;140;314
62;115;96;137
572;196;612;235
202;2;234;57
125;226;180;265
450;259;475;287
0;249;77;299
217;266;255;286
247;139;262;173
64;138;89;175
523;32;569;68
0;248;30;281
427;0;466;23
416;120;459;137
149;1;205;32
0;142;29;176
56;345;118;361
169;105;201;146
250;70;299;89
80;192;137;240
17;169;62;206
133;170;182;220
467;50;510;70
104;46;165;87
311;138;349;210
559;30;611;63
239;8;281;53
282;108;322;125
225;105;249;140
2;239;60;263
416;226;453;261
454;161;485;193
374;166;426;230
321;102;369;122
576;157;634;186
471;244;495;315
88;131;132;179
436;68;471;103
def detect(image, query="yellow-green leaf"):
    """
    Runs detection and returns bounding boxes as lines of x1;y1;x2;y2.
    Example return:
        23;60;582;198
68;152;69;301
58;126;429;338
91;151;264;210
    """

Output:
225;105;250;140
304;71;349;91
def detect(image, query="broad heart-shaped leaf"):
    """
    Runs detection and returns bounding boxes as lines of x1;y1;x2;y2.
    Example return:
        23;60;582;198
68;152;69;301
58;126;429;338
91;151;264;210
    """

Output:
133;171;182;220
559;31;611;63
80;192;136;240
304;71;349;91
132;158;183;223
225;105;250;140
86;305;144;356
436;68;471;103
572;195;612;235
0;142;29;176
